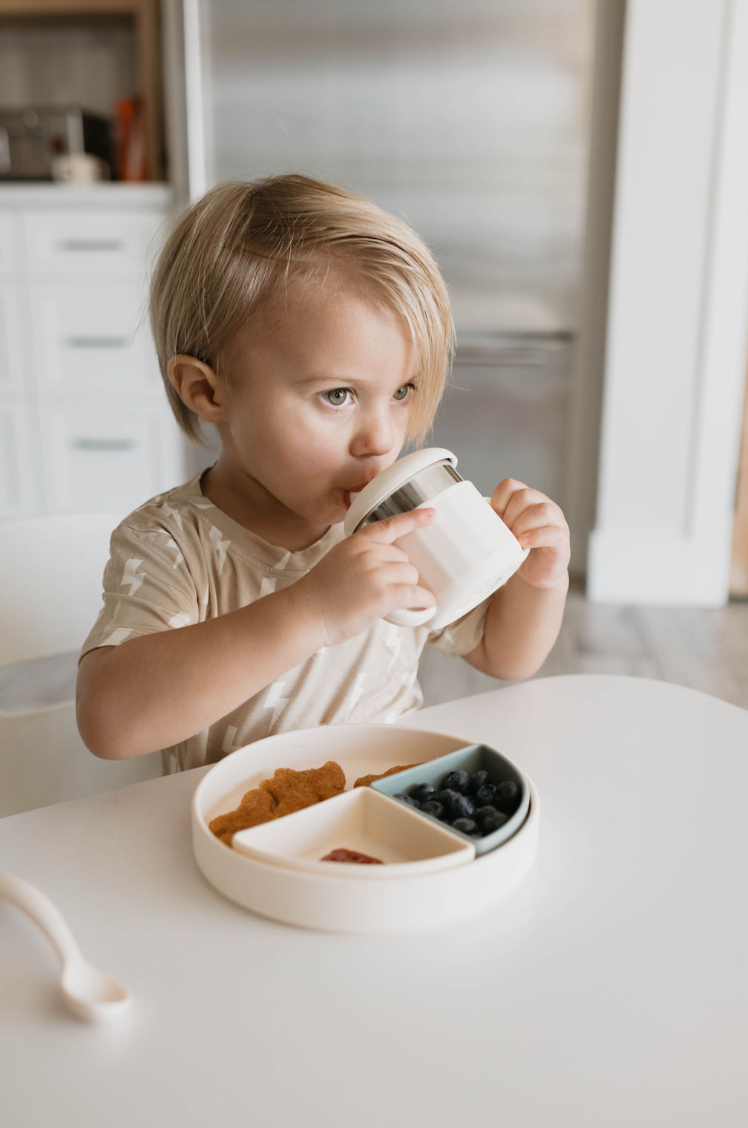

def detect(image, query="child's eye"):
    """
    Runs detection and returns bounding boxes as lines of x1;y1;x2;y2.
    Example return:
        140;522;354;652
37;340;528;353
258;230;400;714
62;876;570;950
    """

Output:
322;388;353;408
393;383;416;402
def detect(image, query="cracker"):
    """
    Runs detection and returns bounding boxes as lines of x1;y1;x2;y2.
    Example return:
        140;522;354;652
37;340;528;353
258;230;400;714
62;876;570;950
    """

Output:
260;760;346;817
208;787;276;845
354;763;422;788
209;760;346;846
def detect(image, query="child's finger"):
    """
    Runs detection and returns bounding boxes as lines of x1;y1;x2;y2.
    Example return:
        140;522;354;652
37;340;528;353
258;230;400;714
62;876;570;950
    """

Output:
516;524;570;551
510;501;568;541
502;491;560;530
357;506;436;545
393;583;437;609
379;560;422;589
490;478;530;518
367;542;415;566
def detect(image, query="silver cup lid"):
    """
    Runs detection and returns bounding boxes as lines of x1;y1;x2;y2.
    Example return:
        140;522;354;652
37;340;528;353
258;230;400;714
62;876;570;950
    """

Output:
343;447;459;535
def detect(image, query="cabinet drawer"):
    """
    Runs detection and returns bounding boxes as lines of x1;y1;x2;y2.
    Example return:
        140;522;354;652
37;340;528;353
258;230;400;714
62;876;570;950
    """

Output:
0;284;27;392
0;399;42;518
43;406;184;516
29;284;161;395
22;209;166;279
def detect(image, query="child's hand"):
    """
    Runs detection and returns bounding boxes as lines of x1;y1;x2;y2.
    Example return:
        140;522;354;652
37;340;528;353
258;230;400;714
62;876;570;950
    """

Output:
491;479;570;590
289;508;438;647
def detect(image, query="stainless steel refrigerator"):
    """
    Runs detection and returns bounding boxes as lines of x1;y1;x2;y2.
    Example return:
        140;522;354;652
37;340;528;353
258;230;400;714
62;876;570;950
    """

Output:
190;0;596;507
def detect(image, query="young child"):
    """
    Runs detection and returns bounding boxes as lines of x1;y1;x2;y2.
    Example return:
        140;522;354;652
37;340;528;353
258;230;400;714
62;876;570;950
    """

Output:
76;173;570;774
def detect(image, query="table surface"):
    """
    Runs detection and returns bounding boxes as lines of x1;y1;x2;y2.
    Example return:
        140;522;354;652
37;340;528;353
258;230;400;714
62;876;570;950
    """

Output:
1;674;746;1128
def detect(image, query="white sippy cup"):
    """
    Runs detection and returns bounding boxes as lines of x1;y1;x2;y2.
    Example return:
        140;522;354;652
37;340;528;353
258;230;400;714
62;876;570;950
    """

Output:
343;447;529;630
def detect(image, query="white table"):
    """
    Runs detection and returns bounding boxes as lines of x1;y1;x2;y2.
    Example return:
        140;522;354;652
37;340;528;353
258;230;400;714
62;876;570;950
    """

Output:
1;675;746;1127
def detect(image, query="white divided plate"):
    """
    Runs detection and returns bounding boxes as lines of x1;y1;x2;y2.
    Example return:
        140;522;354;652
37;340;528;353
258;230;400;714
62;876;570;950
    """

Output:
192;723;539;934
231;785;476;877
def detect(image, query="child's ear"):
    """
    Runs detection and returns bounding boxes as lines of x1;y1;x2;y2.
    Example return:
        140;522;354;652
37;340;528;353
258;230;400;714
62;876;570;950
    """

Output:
167;355;227;423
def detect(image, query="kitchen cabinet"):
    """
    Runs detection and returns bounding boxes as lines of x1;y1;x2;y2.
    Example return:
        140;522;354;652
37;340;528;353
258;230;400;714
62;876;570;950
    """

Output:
0;0;163;182
0;184;186;520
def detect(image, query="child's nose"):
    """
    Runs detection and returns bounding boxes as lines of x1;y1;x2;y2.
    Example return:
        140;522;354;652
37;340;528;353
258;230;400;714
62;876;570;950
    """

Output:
350;408;395;458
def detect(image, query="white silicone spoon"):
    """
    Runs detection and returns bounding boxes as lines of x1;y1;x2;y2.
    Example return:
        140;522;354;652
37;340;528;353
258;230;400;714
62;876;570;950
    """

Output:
0;872;132;1022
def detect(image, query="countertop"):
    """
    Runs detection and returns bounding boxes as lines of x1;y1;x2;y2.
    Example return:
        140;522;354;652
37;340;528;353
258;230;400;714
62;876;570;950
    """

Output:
0;182;175;208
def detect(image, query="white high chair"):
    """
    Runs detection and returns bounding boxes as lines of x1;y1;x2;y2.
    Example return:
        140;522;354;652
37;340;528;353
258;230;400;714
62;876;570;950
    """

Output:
0;514;161;818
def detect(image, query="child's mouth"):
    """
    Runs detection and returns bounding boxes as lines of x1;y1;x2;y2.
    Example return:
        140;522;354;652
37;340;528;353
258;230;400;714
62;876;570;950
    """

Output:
342;484;370;511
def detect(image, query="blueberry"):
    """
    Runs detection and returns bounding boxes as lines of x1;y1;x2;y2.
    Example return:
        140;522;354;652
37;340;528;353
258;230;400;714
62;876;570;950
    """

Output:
474;783;496;807
452;818;480;836
441;769;470;794
474;804;499;827
495;780;520;813
394;792;418;808
481;811;509;835
420;800;445;820
450;793;475;820
469;770;489;793
454;770;471;793
409;782;437;803
437;788;461;812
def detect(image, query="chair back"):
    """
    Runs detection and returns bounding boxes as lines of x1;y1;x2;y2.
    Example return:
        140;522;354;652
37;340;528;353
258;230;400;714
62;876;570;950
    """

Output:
0;513;162;816
0;705;162;818
0;514;121;668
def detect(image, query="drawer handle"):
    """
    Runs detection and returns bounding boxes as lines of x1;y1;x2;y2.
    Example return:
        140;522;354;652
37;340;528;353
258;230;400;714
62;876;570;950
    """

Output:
66;337;131;349
57;240;126;252
72;438;136;452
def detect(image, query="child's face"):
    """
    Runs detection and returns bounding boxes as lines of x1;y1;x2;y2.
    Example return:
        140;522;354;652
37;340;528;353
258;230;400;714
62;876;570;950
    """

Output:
213;275;419;538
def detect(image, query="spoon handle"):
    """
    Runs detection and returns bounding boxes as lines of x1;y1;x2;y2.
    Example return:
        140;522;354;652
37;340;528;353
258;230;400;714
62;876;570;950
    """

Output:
0;872;82;968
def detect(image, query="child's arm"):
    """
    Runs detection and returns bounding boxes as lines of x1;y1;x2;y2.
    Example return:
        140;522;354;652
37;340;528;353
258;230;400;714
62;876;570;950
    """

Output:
462;479;570;681
77;507;437;760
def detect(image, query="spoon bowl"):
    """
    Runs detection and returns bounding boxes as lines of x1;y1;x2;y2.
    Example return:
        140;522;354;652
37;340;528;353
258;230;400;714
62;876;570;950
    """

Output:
0;872;132;1023
61;957;132;1022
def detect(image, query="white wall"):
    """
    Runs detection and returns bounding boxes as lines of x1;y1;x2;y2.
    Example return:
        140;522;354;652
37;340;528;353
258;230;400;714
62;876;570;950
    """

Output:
565;0;625;577
588;0;748;605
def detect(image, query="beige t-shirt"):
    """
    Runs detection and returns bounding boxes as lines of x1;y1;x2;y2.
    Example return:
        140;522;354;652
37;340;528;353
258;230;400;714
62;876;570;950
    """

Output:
80;471;491;774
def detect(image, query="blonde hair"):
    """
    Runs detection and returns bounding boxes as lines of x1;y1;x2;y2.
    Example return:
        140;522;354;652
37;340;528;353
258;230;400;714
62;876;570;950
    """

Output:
149;173;454;445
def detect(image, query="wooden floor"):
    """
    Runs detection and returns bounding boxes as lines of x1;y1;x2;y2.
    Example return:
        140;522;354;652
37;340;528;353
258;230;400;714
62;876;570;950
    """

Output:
419;581;748;712
1;583;746;716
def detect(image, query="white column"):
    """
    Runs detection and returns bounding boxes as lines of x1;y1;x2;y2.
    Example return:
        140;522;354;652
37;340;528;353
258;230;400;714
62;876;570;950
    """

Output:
588;0;748;605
